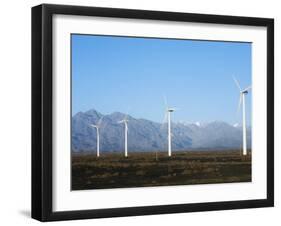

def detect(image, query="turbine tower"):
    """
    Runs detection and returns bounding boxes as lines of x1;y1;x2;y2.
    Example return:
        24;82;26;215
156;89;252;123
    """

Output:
90;116;103;157
118;115;129;157
233;76;251;156
163;96;177;157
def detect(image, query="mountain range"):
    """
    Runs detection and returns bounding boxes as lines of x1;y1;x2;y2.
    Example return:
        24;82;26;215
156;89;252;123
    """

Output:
72;109;251;152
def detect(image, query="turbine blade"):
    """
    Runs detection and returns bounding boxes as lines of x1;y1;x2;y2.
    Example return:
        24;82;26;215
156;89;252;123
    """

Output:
163;94;168;109
124;107;130;121
98;116;104;126
232;76;242;91
237;94;242;115
163;112;168;124
243;85;252;92
160;112;168;130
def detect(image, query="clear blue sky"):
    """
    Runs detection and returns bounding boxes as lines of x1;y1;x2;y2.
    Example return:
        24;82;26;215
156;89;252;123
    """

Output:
72;34;252;125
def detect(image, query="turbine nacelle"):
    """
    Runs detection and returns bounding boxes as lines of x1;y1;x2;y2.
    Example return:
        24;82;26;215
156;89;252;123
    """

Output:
118;111;129;124
233;75;251;94
118;119;129;124
90;124;99;129
241;86;251;94
90;116;104;129
167;108;176;112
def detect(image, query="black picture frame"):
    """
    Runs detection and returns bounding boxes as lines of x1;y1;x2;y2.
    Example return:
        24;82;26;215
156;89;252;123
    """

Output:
32;3;274;222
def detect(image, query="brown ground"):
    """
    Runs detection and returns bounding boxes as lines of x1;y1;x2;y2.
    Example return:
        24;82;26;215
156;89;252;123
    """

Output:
71;150;251;190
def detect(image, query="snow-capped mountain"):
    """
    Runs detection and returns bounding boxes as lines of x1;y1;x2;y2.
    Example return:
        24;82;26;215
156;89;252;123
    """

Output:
72;109;251;152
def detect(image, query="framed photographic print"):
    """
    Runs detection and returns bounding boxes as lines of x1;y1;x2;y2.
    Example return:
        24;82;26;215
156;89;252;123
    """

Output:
32;4;274;221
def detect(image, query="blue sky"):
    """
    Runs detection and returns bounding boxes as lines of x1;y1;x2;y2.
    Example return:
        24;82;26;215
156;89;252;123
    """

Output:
72;34;252;125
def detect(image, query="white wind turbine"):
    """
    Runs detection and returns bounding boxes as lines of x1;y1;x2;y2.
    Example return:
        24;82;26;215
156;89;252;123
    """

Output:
163;96;177;157
233;76;251;156
90;116;103;157
118;114;129;157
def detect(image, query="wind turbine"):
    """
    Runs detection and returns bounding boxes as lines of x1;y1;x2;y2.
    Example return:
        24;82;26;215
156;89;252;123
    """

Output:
90;116;103;157
163;96;177;157
118;114;129;157
233;76;251;156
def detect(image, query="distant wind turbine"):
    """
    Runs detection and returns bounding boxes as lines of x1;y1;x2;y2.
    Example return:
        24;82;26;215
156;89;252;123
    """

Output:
163;95;178;157
233;76;251;156
118;114;129;157
90;116;103;157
